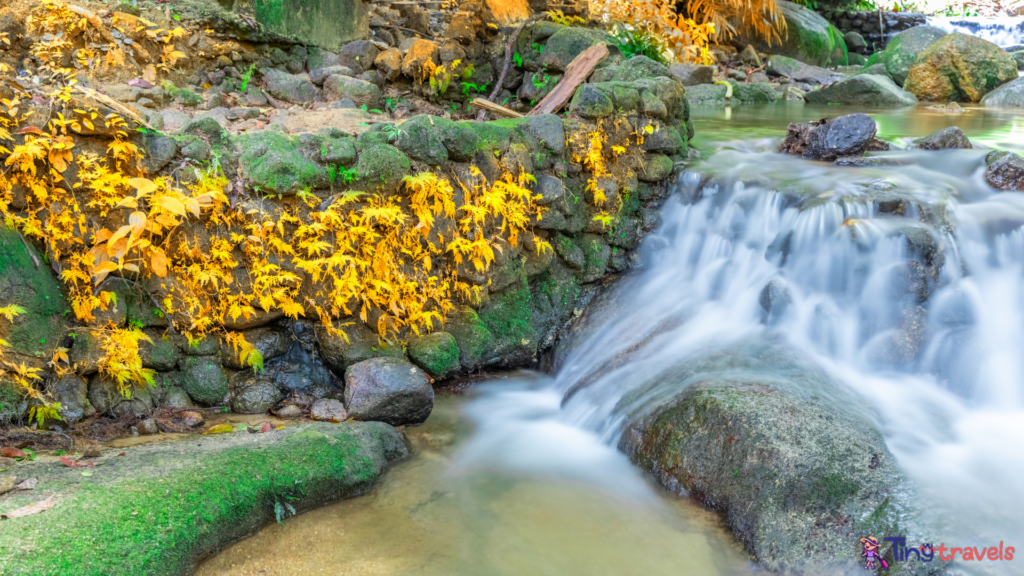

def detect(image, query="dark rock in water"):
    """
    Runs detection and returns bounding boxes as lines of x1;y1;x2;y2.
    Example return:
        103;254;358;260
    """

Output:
668;63;714;86
835;156;912;167
230;376;284;414
344;357;433;426
619;341;927;574
804;74;918;107
759;279;792;325
980;76;1024;108
868;305;929;366
878;25;948;86
890;261;930;304
985;150;1024;191
766;55;842;85
911;126;972;150
1011;50;1024;70
781;113;888;161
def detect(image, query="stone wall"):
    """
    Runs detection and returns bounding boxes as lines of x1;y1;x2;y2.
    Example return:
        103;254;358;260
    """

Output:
824;10;927;54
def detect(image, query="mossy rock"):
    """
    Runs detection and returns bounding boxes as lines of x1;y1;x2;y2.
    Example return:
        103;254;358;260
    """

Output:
734;1;846;67
0;225;67;364
478;282;538;365
879;25;948;86
236;131;329;195
569;84;614;119
465;121;515;154
320;135;357;166
904;32;1019;103
393;114;448;165
590;55;672;83
178;356;229;406
539;27;617;72
354;144;411;189
0;421;405;576
444;306;495;370
407;331;461;379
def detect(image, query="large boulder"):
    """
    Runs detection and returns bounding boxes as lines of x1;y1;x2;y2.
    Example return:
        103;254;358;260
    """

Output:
322;74;381;107
178;356;229;406
879;26;948;86
903;33;1018;103
735;1;847;67
343;357;434;425
236;131;330;195
766;55;843;86
984;151;1024;191
262;68;320;104
49;374;92;422
539;27;617;72
0;225;67;368
980;76;1024;108
781;113;888;161
619;341;928;574
401;39;440;81
338;40;379;73
314;321;405;374
229;376;284;414
804;74;918;107
668;63;714;86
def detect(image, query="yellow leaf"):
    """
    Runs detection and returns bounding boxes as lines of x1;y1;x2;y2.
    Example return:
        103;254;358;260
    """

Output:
202;424;235;435
158;196;187;216
128;177;157;195
150;247;168;277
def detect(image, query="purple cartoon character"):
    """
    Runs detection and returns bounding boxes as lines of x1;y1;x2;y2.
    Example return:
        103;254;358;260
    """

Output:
860;537;889;570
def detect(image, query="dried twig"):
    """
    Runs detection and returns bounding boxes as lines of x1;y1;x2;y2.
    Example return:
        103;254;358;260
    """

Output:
68;5;118;45
470;97;524;118
476;14;544;121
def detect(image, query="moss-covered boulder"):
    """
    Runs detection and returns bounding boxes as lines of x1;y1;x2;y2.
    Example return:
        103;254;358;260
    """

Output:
619;341;929;575
178;356;229;406
322;74;381;107
569;84;614;119
407;332;461;379
354;144;411;188
444;305;495;370
735;1;847;67
393;114;449;165
539;27;617;72
314;321;405;374
261;68;320;104
879;26;948;86
236;131;329;195
904;32;1018;103
0;225;67;367
804;74;919;107
0;421;405;576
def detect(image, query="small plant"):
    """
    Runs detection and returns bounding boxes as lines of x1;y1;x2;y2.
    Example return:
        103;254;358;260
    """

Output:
28;403;62;427
234;64;256;93
611;25;670;65
421;59;473;101
274;500;297;524
547;9;585;26
461;81;490;96
513;52;523;68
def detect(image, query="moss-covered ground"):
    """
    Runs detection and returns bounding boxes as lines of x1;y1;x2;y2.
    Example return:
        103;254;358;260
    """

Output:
0;421;406;575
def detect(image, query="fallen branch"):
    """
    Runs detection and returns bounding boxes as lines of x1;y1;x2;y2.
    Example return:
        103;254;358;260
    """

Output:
527;43;608;116
68;5;117;45
73;87;155;130
476;14;544;121
471;98;524;118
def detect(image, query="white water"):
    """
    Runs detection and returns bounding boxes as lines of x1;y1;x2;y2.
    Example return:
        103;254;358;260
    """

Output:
926;16;1024;48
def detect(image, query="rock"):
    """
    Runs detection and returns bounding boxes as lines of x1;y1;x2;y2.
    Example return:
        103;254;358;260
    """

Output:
539;27;616;72
393;114;448;164
89;376;154;417
241;88;269;107
760;279;793;325
738;44;761;67
407;332;460;379
139;331;180;370
354;144;411;188
534;174;564;205
980;76;1024;108
236;131;329;195
309;65;355;85
668;63;714;86
620;341;924;574
220;327;291;369
178;356;229;406
0;475;16;496
857;62;891;79
358;70;384;90
322;74;381;107
374;48;403;81
310;398;348;421
766;55;842;86
639;154;673;182
68;329;103;374
177;410;204;427
15;477;37;491
985;150;1024;191
230;377;283;414
1013;50;1024;70
157;109;191;133
844;30;867;53
401;39;440;80
804;74;918;107
847;53;866;66
344;357;434;426
138;418;159;435
276;405;302;418
519;71;562;103
911;126;972;150
338;40;379;73
748;71;770;84
262;68;320;104
734;1;846;67
781;113;887;161
0;225;67;367
142;134;177;175
447;11;476;43
49;374;89;422
684;83;729;104
879;25;948;86
160;386;193;408
569;84;614;118
444;306;495;370
314;321;404;373
904;32;1018;102
262;355;338;399
783;85;805;100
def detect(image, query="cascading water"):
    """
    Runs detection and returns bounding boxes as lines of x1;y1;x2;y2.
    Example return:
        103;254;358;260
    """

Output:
926;16;1024;48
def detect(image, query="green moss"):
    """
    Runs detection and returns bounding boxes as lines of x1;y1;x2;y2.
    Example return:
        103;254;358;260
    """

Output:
236;131;329;195
466;121;518;153
354;144;411;187
162;82;203;107
407;332;460;379
0;422;404;576
0;225;67;359
809;473;861;511
444;306;495;370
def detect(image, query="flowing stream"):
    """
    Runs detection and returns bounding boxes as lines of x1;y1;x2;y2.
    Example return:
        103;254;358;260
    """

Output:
201;104;1024;575
926;16;1024;48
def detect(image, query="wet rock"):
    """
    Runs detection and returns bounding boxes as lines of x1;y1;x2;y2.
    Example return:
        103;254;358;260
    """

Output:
985;150;1024;191
220;327;291;369
980;76;1024;108
68;329;103;374
49;374;89;422
781;113;889;161
139;331;180;370
138;418;159;435
904;33;1018;103
407;332;460;379
344;357;434;426
619;341;925;574
262;354;339;399
142;134;177;175
374;48;403;81
262;68;320;104
310;398;348;421
1013;50;1024;70
844;30;867;53
178;411;205;428
878;25;948;86
444;306;496;371
911;126;972;150
668;63;714;86
0;225;67;367
230;376;283;414
639;154;673;182
734;1;846;67
160;386;194;408
890;261;930;304
738;44;761;67
309;65;355;85
534;174;564;205
322;74;381;107
804;74;918;107
338;40;379;73
539;27;616;72
766;55;842;85
178;356;229;406
759;279;792;325
275;404;302;419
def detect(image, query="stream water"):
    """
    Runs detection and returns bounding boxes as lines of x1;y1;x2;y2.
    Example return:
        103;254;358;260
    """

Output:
201;103;1024;575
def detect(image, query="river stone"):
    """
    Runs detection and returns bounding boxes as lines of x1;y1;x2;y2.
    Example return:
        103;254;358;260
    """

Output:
684;83;728;104
911;126;972;150
985;150;1024;191
759;279;792;325
857;62;892;79
734;1;846;67
322;74;381;107
766;55;842;86
344;357;434;425
880;26;948;86
407;332;461;379
904;33;1018;103
160;386;193;408
230;377;283;414
539;27;616;72
49;374;89;422
569;84;614;118
393;114;448;164
310;398;348;421
219;327;292;370
262;356;339;399
619;341;926;574
262;68;320;104
668;63;714;86
1013;50;1024;70
804;74;918;107
781;113;887;161
844;30;867;53
68;329;103;374
522;114;565;156
0;225;67;368
354;144;411;188
236;131;329;195
178;356;229;406
315;321;405;373
138;418;159;435
980;76;1024;108
534;174;564;205
309;65;355;85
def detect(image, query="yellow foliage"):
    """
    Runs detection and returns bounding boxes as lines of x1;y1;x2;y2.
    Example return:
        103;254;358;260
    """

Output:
98;327;156;395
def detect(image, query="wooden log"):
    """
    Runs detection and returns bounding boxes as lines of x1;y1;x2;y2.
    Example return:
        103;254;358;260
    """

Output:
470;98;524;118
528;43;608;117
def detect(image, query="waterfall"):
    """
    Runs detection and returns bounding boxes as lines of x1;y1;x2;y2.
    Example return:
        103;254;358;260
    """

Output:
926;16;1024;48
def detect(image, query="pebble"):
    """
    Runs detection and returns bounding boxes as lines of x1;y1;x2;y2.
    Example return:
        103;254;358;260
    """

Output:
138;418;160;435
310;399;348;422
